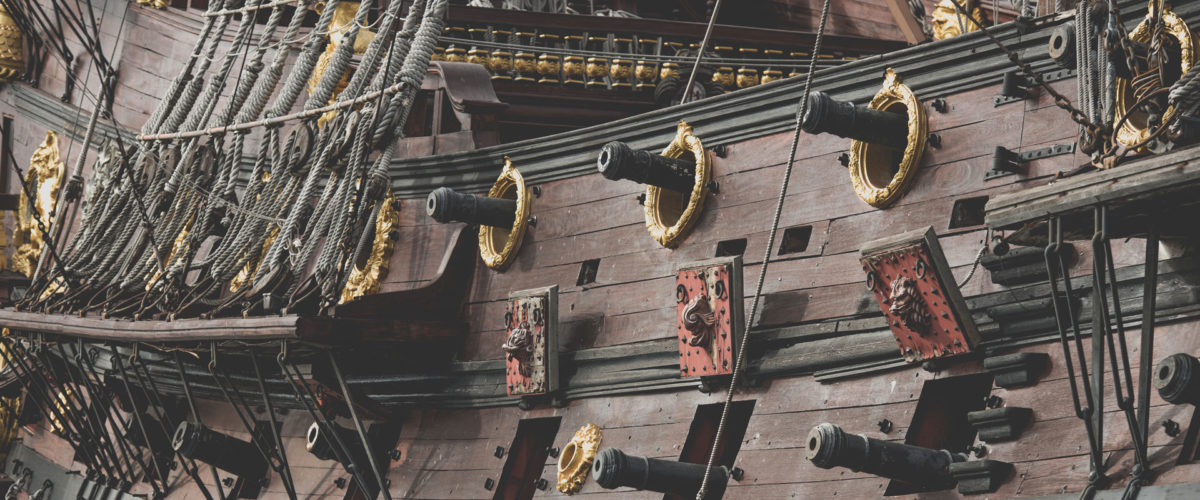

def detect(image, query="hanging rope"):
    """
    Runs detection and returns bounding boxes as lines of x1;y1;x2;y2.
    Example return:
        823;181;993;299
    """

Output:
694;0;832;497
680;0;723;105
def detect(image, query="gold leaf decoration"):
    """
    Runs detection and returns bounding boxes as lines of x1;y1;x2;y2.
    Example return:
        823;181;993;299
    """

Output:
12;131;64;278
340;192;399;303
557;423;602;494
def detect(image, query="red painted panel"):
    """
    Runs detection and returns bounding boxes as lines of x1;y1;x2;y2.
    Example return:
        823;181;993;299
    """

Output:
676;260;740;378
504;292;555;397
861;241;974;363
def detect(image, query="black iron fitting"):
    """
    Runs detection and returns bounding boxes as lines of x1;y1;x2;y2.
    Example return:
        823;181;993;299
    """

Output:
591;447;728;499
1154;353;1200;405
801;91;909;150
426;187;517;229
807;423;965;490
597;141;697;194
172;421;268;479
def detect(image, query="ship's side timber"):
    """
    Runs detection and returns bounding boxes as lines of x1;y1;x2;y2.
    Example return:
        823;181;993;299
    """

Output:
4;1;1200;499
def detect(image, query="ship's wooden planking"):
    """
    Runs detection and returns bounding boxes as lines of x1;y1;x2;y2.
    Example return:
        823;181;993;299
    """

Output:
3;1;1200;499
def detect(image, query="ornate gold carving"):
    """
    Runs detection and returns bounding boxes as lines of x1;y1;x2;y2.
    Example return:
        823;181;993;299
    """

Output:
0;3;22;83
231;227;278;293
1114;2;1196;149
736;68;760;88
557;423;602;494
660;62;680;80
135;0;169;9
146;215;194;290
930;0;986;41
467;48;490;67
12;131;64;278
645;121;710;248
445;47;467;62
478;157;531;271
562;55;585;85
711;67;735;88
0;395;20;465
490;51;514;73
536;54;560;84
308;1;376;126
761;69;784;84
340;192;399;303
848;68;926;208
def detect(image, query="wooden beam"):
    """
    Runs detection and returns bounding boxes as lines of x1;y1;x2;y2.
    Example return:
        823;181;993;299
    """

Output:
446;5;908;55
881;0;930;45
0;310;300;341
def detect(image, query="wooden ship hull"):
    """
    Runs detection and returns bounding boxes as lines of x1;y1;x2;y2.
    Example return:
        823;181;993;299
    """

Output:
0;0;1195;499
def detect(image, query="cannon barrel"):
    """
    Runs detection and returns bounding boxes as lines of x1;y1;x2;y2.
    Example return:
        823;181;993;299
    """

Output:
807;423;964;490
426;187;517;229
305;421;369;467
591;448;728;499
1155;353;1200;405
597;141;697;193
172;421;268;479
801;91;910;150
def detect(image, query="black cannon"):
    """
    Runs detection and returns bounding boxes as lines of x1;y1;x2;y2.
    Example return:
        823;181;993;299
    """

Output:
807;423;964;490
426;186;517;229
591;447;728;499
801;91;909;150
1156;353;1200;405
172;421;268;479
597;141;697;194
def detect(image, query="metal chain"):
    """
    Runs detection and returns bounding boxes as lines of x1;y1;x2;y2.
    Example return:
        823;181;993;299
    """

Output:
946;0;1098;131
695;0;830;496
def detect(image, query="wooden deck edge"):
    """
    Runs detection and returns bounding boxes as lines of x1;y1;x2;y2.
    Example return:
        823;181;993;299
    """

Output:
0;309;301;341
985;145;1200;229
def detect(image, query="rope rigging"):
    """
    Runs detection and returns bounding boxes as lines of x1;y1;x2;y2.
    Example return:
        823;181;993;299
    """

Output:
694;0;830;496
19;0;451;323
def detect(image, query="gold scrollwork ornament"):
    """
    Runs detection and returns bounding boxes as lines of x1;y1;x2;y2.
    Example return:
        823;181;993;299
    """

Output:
557;423;602;494
645;121;711;248
1113;1;1196;149
848;68;926;209
341;192;399;303
12;131;64;278
479;157;532;271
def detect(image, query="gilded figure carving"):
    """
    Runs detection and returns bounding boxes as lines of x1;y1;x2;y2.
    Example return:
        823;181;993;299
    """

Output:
12;131;64;278
340;192;399;303
711;66;735;88
307;1;376;126
557;423;602;494
930;0;986;41
0;3;23;82
848;68;926;208
888;276;931;334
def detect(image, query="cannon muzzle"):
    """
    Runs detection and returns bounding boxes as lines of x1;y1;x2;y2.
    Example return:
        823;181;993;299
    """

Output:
807;423;964;490
801;91;909;150
306;421;369;467
173;421;268;479
597;141;697;193
592;447;728;499
426;186;517;229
